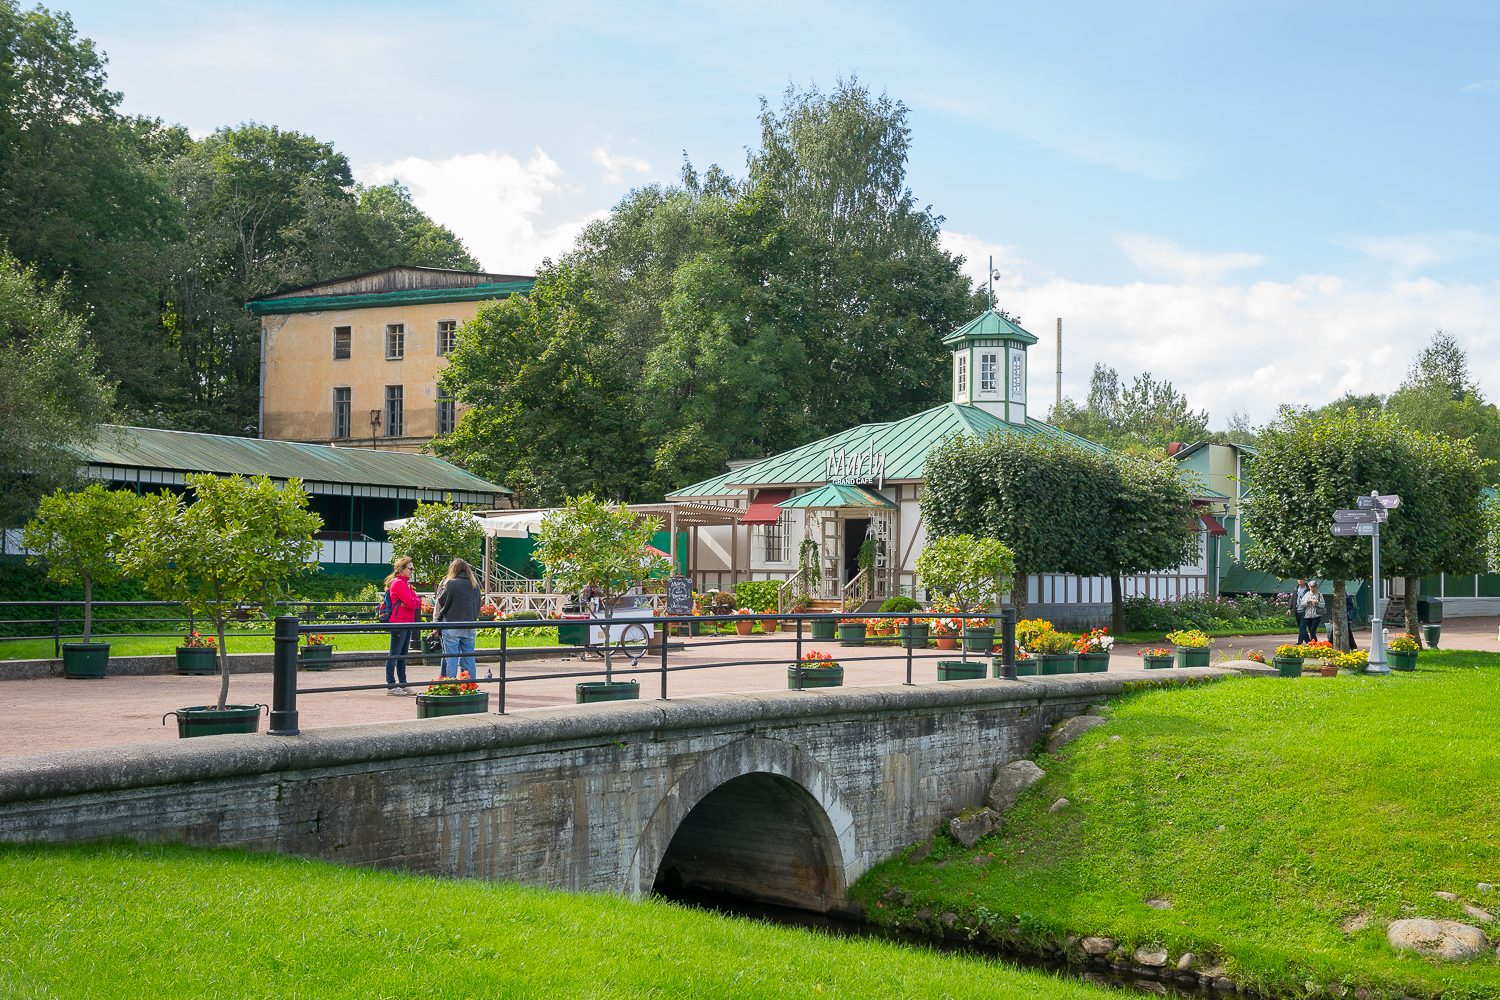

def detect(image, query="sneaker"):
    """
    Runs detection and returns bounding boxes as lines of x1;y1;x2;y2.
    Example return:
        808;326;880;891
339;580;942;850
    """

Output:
386;686;404;696
399;686;417;696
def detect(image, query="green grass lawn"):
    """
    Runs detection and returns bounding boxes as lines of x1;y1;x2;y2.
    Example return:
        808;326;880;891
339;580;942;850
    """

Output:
853;650;1500;998
0;629;561;660
1121;625;1295;643
0;841;1103;1000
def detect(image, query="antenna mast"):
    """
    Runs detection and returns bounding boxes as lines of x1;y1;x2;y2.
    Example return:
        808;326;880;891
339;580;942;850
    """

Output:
1055;318;1062;407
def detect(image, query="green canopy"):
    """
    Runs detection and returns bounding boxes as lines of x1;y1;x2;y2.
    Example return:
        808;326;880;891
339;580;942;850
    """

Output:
775;483;900;511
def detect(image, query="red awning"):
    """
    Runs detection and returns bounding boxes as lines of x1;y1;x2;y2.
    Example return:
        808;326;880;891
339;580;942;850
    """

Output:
740;487;793;524
1199;510;1227;536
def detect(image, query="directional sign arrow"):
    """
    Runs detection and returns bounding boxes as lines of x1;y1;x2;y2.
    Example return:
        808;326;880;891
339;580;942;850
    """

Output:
1334;510;1377;523
1357;522;1378;535
1330;523;1360;536
1357;494;1401;509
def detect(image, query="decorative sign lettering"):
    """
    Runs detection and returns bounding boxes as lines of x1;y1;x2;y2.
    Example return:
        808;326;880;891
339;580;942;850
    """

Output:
665;576;693;616
1356;494;1401;509
825;444;887;490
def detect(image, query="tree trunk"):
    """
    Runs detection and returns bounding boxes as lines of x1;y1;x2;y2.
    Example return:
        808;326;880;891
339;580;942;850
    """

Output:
602;598;614;685
1331;579;1348;651
1010;567;1028;623
1404;576;1423;648
1110;572;1124;637
83;572;93;645
215;614;229;711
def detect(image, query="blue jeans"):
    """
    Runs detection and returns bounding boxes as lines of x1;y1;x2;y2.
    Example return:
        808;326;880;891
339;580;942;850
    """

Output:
1295;614;1309;644
385;626;413;686
441;628;477;679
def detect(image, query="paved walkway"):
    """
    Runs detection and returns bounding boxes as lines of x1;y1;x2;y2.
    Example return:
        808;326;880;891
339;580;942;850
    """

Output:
3;618;1490;759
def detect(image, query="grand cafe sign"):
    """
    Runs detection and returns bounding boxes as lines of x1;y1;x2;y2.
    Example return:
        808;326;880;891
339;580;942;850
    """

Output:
825;444;887;490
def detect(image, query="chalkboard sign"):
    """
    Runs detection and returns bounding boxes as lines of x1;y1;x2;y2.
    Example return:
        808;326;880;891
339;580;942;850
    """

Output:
665;576;694;616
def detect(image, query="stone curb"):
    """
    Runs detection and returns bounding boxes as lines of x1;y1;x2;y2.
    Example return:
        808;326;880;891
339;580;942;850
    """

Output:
0;667;1230;806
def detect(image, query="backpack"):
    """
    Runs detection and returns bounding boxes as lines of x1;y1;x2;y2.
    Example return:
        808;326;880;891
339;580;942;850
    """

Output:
376;586;395;624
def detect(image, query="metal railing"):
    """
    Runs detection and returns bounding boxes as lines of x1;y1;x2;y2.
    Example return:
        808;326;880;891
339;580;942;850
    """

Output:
262;610;1021;736
776;569;807;613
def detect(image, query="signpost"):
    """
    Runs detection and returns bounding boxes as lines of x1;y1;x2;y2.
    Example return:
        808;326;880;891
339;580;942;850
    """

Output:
665;576;694;616
1329;492;1399;674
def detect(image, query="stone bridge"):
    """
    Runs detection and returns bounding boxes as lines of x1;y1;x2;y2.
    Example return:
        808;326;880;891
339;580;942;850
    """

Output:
0;671;1220;912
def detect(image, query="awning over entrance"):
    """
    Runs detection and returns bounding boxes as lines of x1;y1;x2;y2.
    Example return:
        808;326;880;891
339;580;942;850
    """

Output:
1199;510;1227;536
775;483;900;511
741;488;793;524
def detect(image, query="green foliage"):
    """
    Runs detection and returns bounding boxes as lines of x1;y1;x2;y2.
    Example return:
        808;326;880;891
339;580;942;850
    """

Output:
915;534;1015;613
534;494;666;610
386;498;484;586
1386;330;1500;463
733;580;779;613
1121;593;1291;634
21;484;143;643
122;473;321;708
879;595;922;613
1048;363;1210;453
0;254;116;522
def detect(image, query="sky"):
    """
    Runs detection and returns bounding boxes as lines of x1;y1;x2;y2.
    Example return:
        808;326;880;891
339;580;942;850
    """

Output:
62;0;1500;427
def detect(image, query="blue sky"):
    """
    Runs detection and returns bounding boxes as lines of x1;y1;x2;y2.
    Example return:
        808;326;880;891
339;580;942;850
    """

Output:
64;0;1500;425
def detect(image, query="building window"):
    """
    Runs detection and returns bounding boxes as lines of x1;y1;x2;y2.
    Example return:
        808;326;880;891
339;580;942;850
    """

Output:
333;387;351;439
762;510;790;562
437;320;458;357
385;385;404;437
956;354;967;397
980;352;998;392
436;396;456;436
334;326;351;360
385;323;405;360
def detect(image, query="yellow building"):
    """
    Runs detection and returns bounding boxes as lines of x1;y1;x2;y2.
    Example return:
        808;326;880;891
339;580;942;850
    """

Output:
249;266;533;452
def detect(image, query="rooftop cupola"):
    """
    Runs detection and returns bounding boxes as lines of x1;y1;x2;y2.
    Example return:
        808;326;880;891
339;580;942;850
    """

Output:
942;310;1038;425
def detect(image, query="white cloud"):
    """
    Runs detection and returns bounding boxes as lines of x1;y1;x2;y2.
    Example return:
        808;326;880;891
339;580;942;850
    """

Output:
1462;80;1500;93
941;229;1500;429
356;149;603;275
1331;230;1500;271
1117;234;1265;283
589;144;652;185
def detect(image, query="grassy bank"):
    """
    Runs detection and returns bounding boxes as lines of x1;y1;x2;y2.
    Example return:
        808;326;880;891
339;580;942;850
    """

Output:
0;841;1101;999
0;630;560;660
853;650;1500;998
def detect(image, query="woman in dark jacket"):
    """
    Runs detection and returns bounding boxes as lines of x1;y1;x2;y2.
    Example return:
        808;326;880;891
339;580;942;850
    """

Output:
435;558;482;679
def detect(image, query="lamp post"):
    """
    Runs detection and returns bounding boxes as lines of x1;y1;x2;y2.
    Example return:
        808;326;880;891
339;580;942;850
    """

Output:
369;409;382;452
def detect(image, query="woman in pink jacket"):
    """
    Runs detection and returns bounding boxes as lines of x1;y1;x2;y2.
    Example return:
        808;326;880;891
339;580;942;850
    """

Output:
384;556;423;695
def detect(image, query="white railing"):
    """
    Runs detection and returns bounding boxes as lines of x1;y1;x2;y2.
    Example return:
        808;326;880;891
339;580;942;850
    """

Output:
842;567;870;612
487;561;547;594
776;569;807;613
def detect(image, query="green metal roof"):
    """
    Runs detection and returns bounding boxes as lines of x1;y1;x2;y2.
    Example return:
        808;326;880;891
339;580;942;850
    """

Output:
1218;563;1362;596
245;280;533;315
941;310;1039;347
776;483;901;510
665;403;1106;498
81;425;509;498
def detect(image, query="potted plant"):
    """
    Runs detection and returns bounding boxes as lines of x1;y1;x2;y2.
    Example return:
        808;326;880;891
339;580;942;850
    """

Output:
1016;618;1056;649
1073;628;1113;672
478;601;499;621
915;533;1015;666
1166;628;1211;668
534;494;668;703
1299;639;1337;676
175;631;218;675
733;608;757;636
1333;648;1370;674
789;649;843;688
837;617;867;646
417;670;489;717
931;616;961;649
810;604;837;640
783;592;812;632
1387;631;1420;671
936;657;987;680
1032;630;1077;673
1273;642;1304;678
126;473;321;737
22;484;143;679
298;632;335;671
1139;646;1174;669
997;648;1039;676
387;498;485;594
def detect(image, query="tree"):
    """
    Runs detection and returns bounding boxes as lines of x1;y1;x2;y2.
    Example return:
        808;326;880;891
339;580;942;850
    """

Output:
1098;454;1200;635
0;253;116;522
914;534;1015;614
1386;331;1500;463
387;498;484;586
21;484;142;645
532;494;667;681
124;474;321;709
1048;363;1210;453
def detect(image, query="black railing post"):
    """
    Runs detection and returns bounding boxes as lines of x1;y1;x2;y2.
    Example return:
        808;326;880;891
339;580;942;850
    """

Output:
1000;607;1017;680
905;613;913;685
268;615;300;735
498;622;507;715
53;604;60;659
659;615;669;700
794;616;803;691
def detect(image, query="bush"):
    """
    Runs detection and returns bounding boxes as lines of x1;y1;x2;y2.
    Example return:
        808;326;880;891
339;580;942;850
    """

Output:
879;596;922;613
734;580;780;613
1122;593;1294;633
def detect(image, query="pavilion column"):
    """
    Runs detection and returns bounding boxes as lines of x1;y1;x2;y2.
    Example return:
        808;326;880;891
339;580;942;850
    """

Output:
669;507;678;577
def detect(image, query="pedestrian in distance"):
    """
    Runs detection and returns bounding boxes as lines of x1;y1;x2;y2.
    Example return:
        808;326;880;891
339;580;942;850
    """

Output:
382;556;422;695
435;557;481;680
1293;579;1310;644
1300;581;1324;646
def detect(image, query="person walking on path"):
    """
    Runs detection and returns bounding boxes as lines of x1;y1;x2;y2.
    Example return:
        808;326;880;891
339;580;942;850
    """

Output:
1293;579;1310;644
435;558;481;680
1300;581;1324;646
384;557;422;695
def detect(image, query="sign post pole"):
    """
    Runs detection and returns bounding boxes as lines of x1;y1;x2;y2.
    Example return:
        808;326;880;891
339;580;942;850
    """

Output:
1332;493;1398;674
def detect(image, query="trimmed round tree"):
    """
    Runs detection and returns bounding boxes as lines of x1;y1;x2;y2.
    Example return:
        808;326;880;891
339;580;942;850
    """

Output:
22;483;143;646
388;497;485;587
124;473;322;710
915;533;1016;616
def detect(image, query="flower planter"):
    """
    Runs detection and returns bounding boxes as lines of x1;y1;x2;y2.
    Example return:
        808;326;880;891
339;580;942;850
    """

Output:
1421;624;1440;648
1075;652;1109;673
898;623;929;648
1387;649;1418;672
166;704;264;739
61;642;110;679
936;660;986;681
298;644;334;671
934;635;958;650
1175;647;1211;669
735;620;754;636
994;657;1037;677
963;627;995;653
837;624;867;646
1273;655;1304;678
788;664;843;688
810;619;837;639
760;617;778;632
575;680;640;703
416;691;490;718
1142;655;1174;670
872;627;895;637
1039;653;1076;675
1319;663;1338;678
174;646;217;676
